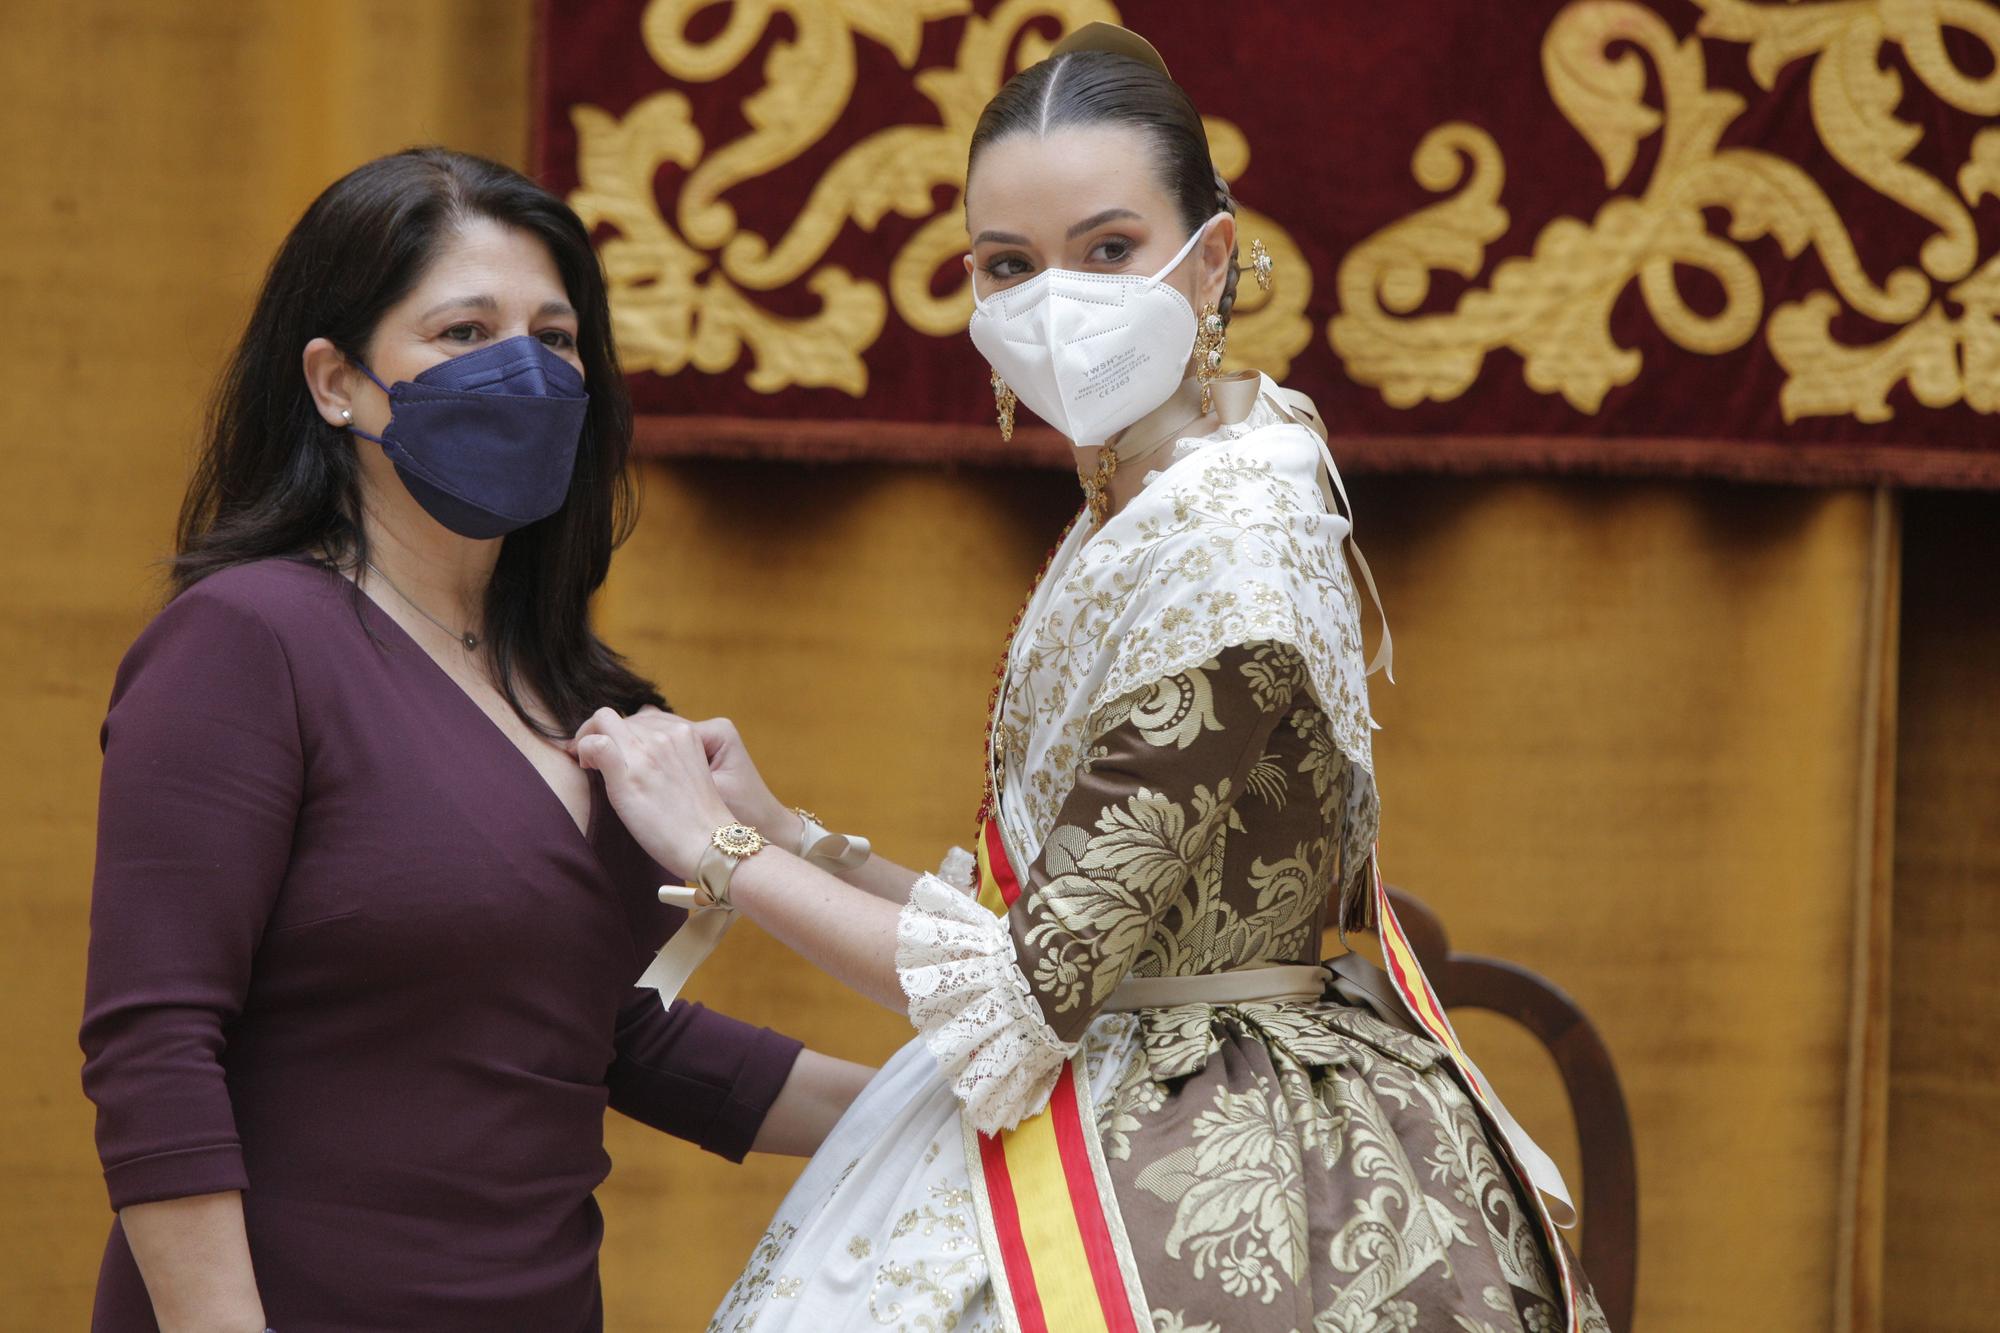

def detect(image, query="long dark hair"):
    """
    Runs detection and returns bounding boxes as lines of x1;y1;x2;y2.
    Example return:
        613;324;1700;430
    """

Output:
175;146;664;734
967;50;1244;320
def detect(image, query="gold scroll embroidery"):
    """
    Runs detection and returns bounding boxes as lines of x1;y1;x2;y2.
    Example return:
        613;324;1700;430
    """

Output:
1330;0;2000;423
566;0;1312;397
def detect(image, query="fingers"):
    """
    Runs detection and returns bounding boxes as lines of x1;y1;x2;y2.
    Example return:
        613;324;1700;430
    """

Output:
573;707;729;770
573;705;625;744
575;707;648;776
577;707;716;777
573;731;628;781
689;716;741;762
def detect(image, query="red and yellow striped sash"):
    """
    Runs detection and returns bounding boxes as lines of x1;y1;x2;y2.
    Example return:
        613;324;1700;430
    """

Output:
1370;855;1586;1330
967;817;1582;1331
973;816;1020;918
966;819;1146;1333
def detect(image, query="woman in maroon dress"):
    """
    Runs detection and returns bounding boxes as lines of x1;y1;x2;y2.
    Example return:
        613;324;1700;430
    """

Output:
78;148;870;1333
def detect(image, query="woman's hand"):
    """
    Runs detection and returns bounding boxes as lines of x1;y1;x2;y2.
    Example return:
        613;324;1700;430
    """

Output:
584;710;912;1012
573;708;736;878
635;708;798;846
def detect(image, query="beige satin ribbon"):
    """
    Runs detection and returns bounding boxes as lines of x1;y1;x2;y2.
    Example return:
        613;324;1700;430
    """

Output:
1106;954;1577;1227
1330;953;1577;1227
1101;963;1331;1010
635;816;872;1010
1267;384;1395;683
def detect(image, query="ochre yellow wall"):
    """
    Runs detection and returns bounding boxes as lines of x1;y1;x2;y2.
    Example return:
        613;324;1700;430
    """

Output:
4;5;1990;1333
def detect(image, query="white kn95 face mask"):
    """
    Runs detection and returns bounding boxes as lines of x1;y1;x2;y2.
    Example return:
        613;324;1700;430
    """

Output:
968;217;1218;446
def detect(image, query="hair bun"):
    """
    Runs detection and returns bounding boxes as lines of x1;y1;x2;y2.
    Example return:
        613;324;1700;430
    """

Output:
1047;22;1174;78
1212;168;1238;216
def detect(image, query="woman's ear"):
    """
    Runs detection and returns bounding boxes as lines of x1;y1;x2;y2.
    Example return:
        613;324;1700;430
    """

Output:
1197;212;1237;310
302;338;357;429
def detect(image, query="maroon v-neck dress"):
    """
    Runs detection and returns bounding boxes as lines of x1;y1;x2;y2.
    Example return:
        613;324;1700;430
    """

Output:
80;557;803;1331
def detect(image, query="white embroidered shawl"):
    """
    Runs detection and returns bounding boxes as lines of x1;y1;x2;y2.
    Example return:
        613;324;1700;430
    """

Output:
988;375;1383;910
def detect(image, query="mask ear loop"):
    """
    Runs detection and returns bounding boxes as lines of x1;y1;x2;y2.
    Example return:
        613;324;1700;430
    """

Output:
1146;212;1230;287
349;356;393;396
344;357;396;446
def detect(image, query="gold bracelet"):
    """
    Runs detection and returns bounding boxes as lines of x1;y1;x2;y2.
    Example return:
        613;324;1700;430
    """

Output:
697;821;767;907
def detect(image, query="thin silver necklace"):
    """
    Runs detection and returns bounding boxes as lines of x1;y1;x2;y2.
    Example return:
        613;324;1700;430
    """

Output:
363;559;480;651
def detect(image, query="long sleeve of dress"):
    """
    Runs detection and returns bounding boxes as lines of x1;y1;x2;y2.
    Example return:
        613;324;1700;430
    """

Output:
80;587;304;1209
606;995;803;1162
899;642;1316;1133
589;802;805;1161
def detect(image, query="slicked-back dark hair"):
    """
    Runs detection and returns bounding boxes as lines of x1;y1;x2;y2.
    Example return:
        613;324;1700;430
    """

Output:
174;146;663;734
967;50;1243;319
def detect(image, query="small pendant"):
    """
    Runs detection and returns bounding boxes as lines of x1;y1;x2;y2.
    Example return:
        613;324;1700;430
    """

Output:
462;633;480;650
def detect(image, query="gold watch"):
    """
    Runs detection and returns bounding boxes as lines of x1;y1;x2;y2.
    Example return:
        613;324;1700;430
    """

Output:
697;822;767;907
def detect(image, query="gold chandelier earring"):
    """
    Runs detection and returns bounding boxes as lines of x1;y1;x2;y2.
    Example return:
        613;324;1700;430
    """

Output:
991;369;1017;443
1194;303;1227;415
1191;240;1275;414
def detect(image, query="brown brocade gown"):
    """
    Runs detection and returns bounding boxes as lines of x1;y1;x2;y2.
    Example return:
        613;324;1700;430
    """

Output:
708;377;1607;1332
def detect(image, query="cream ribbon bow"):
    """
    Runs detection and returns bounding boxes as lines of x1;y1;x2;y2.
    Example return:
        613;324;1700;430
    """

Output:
635;816;871;1010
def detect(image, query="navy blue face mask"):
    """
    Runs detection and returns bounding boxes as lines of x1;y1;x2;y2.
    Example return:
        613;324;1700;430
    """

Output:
348;335;590;539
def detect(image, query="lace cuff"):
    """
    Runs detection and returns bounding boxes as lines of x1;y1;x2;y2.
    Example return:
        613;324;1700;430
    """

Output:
937;845;976;893
896;873;1073;1133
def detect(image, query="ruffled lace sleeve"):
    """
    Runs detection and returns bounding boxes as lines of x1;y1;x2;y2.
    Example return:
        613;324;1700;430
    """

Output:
895;873;1073;1134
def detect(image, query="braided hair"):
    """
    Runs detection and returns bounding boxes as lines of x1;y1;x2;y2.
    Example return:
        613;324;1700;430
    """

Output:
969;51;1242;322
1211;167;1243;322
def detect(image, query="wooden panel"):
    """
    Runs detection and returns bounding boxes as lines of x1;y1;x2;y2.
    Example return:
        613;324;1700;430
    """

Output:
1348;478;1878;1331
1883;493;2000;1333
1835;491;1899;1333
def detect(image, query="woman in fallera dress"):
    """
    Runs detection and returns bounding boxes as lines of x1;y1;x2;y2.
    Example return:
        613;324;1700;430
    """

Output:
577;24;1609;1333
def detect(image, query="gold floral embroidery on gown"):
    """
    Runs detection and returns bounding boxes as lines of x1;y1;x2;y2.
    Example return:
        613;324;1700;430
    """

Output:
974;642;1601;1330
709;384;1605;1333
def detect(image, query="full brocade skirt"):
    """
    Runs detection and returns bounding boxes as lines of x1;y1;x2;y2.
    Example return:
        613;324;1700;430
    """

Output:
707;1000;1605;1333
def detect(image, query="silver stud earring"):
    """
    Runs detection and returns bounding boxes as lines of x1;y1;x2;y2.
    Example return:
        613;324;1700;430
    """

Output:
339;408;353;424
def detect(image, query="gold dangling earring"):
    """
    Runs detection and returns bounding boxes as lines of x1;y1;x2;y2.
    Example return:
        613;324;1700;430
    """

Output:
991;369;1017;443
1193;303;1227;415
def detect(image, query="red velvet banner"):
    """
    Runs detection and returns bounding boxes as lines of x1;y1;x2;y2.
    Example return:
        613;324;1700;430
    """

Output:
534;0;2000;486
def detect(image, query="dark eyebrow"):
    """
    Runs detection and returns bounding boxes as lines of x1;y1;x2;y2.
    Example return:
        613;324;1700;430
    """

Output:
1066;208;1141;239
420;294;499;321
973;230;1031;247
419;295;578;321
